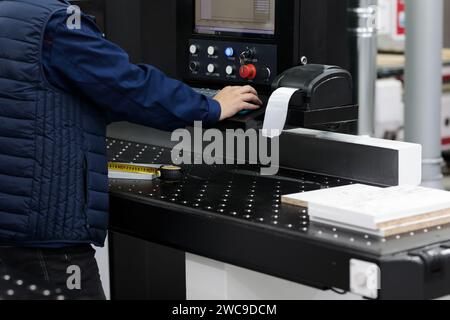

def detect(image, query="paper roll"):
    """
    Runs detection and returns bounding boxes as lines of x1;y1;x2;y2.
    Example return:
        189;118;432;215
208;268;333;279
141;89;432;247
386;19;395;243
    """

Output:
262;87;298;138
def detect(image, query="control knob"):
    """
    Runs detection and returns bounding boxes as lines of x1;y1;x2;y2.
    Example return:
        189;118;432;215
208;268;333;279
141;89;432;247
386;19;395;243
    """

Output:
260;67;272;80
240;48;255;63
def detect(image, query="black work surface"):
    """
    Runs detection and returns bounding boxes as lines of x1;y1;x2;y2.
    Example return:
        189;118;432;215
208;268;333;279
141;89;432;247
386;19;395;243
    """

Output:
108;138;450;298
107;138;450;257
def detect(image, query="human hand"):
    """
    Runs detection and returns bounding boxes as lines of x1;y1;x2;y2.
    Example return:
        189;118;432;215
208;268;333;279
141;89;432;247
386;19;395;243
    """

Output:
213;85;262;121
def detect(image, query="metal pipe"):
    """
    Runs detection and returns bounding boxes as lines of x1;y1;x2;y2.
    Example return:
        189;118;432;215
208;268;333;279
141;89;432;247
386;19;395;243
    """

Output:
404;0;444;189
348;0;378;136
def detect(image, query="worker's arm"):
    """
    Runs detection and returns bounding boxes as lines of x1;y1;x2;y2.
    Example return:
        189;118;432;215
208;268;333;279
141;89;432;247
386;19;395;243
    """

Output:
42;11;261;131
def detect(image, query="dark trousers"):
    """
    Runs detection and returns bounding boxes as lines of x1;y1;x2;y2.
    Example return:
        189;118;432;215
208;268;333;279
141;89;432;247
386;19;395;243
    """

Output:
0;245;106;300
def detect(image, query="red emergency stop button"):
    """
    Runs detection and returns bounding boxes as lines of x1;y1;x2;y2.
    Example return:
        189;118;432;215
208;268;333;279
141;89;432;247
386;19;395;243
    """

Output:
239;64;257;80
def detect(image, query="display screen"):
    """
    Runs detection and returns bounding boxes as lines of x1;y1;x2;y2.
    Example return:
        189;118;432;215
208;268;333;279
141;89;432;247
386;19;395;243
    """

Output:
195;0;275;36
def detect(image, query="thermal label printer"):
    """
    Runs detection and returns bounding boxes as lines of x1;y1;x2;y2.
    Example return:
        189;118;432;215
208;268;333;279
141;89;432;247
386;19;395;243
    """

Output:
271;64;358;129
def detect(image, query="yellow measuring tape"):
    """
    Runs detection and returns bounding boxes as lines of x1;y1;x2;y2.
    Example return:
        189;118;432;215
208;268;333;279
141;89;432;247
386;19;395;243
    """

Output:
108;162;183;181
108;162;160;175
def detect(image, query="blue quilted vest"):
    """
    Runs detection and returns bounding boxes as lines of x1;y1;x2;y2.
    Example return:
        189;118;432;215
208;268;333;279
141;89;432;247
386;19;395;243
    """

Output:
0;0;109;247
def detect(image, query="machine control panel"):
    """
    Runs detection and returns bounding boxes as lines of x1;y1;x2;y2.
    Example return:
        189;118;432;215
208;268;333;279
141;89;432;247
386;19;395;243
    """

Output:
186;39;277;86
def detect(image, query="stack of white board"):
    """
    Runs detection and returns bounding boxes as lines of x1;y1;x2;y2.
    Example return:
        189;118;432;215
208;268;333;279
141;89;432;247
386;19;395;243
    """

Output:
282;184;450;237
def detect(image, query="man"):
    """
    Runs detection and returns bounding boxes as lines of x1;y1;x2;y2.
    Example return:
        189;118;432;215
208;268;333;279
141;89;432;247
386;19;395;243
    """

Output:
0;0;261;300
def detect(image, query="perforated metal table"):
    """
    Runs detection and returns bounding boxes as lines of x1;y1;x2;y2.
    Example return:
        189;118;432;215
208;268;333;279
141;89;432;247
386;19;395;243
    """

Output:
108;138;450;300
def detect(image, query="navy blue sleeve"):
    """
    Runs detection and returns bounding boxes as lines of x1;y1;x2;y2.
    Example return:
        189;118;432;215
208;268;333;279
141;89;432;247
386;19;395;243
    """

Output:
42;11;221;131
